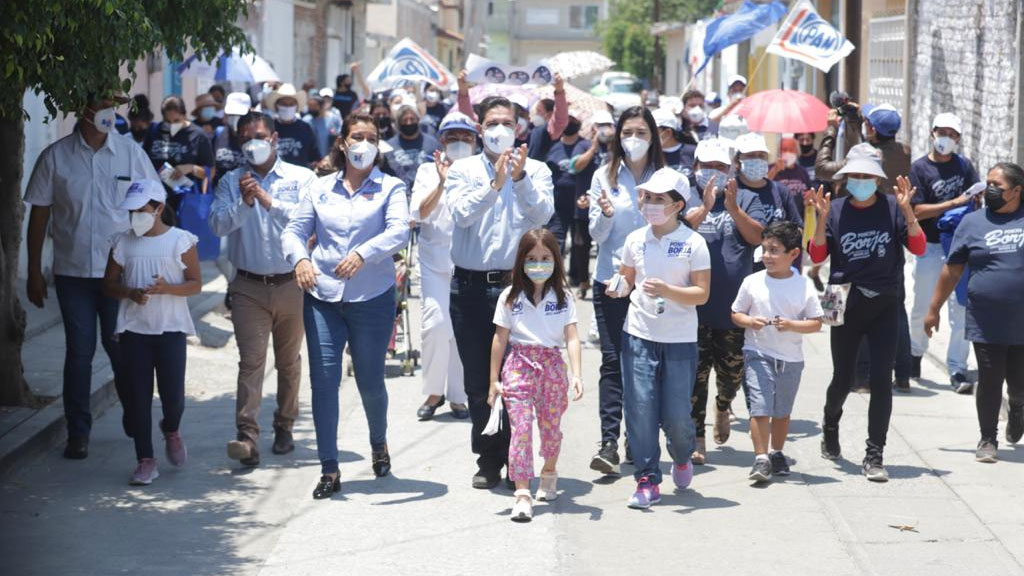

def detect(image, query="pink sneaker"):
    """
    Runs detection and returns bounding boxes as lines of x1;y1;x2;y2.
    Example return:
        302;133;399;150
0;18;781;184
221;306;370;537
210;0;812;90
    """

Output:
164;430;187;467
130;458;159;485
672;461;693;490
627;476;661;509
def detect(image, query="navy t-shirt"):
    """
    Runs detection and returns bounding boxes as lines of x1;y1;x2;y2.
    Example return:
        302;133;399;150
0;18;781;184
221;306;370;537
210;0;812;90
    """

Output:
909;154;979;243
275;119;319;167
772;165;812;212
423;102;450;131
947;206;1024;345
332;89;359;119
546;138;591;217
743;178;803;228
212;126;244;187
824;194;908;294
695;186;766;329
385;133;439;190
527;124;554;161
144;122;214;187
664;145;696;179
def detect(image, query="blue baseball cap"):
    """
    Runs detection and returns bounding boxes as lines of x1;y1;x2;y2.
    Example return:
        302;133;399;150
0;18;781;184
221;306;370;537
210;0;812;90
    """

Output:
437;111;477;135
862;103;901;137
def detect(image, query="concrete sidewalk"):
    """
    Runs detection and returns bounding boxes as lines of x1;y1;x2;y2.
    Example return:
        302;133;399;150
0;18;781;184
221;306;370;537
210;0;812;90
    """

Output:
0;262;229;478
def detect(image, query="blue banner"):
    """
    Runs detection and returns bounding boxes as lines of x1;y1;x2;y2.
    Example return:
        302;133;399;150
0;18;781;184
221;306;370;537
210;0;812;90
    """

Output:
696;0;788;75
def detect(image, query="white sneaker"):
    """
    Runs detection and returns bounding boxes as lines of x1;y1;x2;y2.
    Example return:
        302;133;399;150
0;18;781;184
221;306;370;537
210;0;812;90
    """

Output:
511;489;533;522
536;472;558;501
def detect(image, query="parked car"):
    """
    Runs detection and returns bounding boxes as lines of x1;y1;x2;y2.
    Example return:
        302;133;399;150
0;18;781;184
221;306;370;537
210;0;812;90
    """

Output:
590;71;635;97
603;79;643;117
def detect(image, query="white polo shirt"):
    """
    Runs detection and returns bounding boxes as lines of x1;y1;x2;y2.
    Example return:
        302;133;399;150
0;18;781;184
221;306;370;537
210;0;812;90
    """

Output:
622;223;711;343
493;286;578;348
24;130;160;278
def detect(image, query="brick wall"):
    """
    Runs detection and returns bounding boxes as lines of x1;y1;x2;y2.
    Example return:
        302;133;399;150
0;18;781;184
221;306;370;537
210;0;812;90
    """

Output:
910;0;1020;173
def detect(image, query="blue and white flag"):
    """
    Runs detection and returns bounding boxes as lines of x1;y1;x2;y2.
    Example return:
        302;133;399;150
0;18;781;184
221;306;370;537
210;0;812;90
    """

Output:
766;0;855;72
365;38;456;90
695;0;788;75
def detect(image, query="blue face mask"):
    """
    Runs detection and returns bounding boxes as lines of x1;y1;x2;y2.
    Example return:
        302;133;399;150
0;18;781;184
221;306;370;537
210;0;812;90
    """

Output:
696;168;729;191
846;177;878;201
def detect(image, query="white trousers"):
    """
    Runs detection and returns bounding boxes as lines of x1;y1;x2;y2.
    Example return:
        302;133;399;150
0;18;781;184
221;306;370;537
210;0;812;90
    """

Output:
419;268;466;403
909;242;969;374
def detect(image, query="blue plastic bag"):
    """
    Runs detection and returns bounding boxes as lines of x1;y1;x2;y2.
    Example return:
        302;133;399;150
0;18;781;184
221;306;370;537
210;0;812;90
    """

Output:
937;206;970;306
177;189;220;261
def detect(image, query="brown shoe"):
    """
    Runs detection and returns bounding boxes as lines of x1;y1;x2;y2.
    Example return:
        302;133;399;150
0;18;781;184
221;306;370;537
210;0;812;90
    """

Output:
713;406;731;445
227;437;260;466
272;428;295;455
691;437;707;465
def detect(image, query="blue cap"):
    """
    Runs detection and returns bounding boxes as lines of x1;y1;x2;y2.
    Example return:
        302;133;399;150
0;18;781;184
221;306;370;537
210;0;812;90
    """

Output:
862;103;901;137
438;111;477;135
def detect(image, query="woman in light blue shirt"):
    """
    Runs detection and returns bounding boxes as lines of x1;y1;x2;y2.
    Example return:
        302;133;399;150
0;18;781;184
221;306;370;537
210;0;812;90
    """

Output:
282;113;410;500
586;106;665;475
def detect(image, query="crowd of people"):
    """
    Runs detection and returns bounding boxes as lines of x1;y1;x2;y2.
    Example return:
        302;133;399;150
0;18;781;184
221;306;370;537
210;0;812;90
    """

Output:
22;62;1024;520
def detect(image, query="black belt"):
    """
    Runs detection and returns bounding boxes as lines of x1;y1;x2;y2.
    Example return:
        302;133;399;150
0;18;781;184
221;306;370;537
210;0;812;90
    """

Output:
237;269;295;286
453;266;509;284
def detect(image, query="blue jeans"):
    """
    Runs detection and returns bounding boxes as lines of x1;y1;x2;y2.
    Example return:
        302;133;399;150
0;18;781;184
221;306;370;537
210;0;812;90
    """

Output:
54;275;127;439
304;288;395;474
593;282;630;446
621;333;698;485
120;331;187;461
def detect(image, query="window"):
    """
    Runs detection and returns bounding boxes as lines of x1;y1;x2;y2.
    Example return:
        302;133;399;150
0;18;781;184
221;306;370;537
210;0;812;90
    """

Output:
526;7;559;26
569;5;599;29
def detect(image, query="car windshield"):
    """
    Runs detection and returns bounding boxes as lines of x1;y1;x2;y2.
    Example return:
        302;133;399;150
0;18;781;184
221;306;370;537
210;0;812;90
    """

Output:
609;81;636;94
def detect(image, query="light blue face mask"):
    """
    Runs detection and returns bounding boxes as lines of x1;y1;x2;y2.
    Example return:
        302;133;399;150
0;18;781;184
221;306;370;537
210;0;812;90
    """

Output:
846;177;878;201
524;261;554;284
696;168;729;191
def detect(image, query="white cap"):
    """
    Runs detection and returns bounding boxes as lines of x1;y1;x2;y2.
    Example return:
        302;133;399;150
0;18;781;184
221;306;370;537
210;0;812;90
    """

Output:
834;143;887;180
319;87;335;99
717;114;749;142
637;167;694;205
734;132;770;154
224;92;252;116
932;112;962;135
591;110;614;126
652;108;680;131
727;74;748;88
694;138;733;166
118;179;167;210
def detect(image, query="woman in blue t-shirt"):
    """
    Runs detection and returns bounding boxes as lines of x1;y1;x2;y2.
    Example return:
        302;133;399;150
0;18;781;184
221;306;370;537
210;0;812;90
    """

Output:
807;143;926;482
925;162;1024;463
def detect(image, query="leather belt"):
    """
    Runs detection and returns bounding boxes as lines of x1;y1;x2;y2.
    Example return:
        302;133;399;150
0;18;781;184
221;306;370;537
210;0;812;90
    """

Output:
453;266;509;284
237;269;296;286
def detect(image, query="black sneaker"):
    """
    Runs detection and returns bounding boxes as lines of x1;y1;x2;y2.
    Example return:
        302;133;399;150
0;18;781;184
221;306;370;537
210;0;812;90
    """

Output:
769;451;790;476
821;422;841;460
894;378;911;393
863;443;888;482
623;442;634;466
950;372;973;395
1007;403;1024;444
589;441;620;475
748;458;772;483
472;467;501;489
910;355;922;379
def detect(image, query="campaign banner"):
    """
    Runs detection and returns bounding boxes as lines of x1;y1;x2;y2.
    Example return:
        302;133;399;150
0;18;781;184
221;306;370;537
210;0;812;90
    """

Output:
694;0;787;75
766;0;855;73
366;37;456;89
465;54;554;86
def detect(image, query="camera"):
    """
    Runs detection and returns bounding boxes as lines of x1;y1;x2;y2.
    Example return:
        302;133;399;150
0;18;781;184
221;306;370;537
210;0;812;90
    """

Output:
829;91;860;119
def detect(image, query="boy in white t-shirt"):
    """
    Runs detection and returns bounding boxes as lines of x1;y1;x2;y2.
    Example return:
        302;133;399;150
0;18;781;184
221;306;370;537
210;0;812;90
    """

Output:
731;221;823;483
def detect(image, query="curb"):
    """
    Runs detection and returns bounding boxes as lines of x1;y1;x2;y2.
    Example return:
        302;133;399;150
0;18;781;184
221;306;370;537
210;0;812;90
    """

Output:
0;277;228;481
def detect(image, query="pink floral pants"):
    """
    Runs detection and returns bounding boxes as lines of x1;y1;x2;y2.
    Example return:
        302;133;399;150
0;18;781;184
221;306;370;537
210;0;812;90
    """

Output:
501;345;569;482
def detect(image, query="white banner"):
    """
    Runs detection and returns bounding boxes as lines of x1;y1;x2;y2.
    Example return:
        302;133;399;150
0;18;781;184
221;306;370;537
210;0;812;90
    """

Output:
765;0;855;73
465;54;554;86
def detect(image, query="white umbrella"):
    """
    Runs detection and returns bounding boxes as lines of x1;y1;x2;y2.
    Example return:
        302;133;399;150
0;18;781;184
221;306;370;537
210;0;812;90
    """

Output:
547;51;615;80
177;48;280;84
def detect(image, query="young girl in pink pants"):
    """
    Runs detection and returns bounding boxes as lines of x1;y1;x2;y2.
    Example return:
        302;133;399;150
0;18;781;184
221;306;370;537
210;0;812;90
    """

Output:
489;228;584;523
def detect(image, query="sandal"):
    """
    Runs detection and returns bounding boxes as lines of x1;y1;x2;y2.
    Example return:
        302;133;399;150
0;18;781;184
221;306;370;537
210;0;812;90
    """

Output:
536;471;558;501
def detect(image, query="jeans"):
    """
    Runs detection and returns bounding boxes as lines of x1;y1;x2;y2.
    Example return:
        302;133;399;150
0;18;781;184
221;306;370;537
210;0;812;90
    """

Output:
545;209;573;254
593;282;630;446
303;288;395;475
120;331;186;461
53;275;127;439
910;243;970;374
824;289;898;449
450;274;509;472
621;333;698;485
973;343;1024;441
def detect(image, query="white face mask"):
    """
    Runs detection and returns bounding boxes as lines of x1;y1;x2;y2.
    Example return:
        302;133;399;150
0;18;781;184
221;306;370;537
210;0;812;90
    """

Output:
516;117;530;139
933;135;957;155
130;211;156;237
425;91;441;104
621;136;650;161
686;106;705;124
483;125;516;155
782;152;798;167
277;105;298;122
90;107;117;133
642;202;671;226
597;126;614;143
530;114;547;128
168;122;184;137
347;140;378;170
445;140;474;161
243;139;273;166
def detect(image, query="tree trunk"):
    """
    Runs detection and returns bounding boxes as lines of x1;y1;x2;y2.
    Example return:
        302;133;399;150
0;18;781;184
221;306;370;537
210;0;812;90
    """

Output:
0;115;34;406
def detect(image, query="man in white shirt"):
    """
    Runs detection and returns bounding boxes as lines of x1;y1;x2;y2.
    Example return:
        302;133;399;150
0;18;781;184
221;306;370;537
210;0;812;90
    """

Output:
24;94;159;459
445;96;554;489
209;112;316;467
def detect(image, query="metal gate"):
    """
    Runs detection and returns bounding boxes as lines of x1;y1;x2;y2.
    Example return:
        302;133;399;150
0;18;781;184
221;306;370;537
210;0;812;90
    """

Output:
867;15;906;139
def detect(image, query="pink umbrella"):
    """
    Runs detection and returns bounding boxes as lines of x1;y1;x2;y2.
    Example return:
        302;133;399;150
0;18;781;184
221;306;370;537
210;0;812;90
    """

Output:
733;89;830;134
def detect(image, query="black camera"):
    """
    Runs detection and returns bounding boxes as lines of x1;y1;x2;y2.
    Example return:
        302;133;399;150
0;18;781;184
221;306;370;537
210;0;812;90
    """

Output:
829;91;859;119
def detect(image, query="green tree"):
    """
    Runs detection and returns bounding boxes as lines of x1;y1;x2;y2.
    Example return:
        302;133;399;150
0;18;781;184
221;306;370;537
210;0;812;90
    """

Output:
598;0;721;87
0;0;250;406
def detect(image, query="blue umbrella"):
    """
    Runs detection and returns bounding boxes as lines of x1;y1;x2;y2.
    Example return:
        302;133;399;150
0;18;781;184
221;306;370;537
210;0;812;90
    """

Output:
177;48;280;84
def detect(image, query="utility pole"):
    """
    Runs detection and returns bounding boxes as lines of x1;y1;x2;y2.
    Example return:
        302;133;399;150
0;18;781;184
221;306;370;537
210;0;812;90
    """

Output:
652;0;662;92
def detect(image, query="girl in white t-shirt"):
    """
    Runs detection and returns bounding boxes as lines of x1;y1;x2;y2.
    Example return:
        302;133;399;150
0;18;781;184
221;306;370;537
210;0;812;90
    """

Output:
608;167;711;509
102;180;201;486
489;228;584;523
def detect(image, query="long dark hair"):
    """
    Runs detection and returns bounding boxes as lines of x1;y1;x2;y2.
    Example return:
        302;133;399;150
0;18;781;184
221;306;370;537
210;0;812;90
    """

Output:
608;106;665;189
320;113;380;176
506;228;568;309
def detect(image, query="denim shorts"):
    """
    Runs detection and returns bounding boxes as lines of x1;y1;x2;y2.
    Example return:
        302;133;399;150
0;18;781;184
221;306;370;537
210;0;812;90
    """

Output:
742;350;804;418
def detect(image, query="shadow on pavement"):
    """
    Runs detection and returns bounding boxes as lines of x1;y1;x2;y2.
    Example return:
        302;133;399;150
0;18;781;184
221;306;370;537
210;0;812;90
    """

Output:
938;446;1024;464
336;474;448;505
